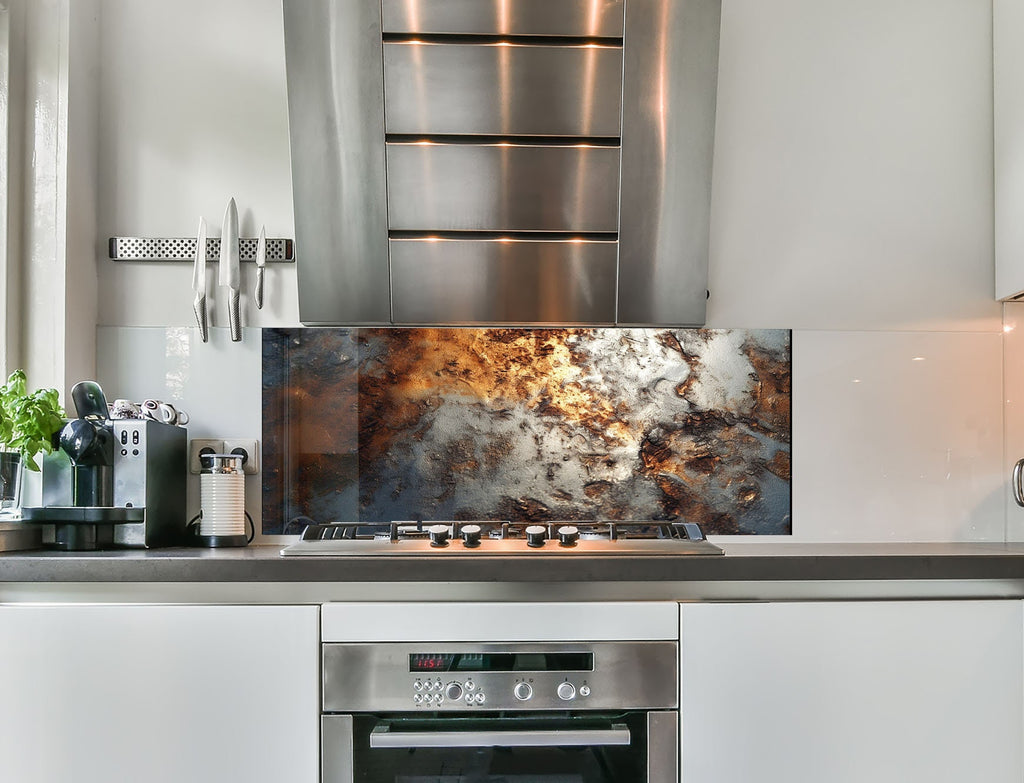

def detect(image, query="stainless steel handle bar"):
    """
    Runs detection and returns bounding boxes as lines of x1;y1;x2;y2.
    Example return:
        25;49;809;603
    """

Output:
369;724;631;749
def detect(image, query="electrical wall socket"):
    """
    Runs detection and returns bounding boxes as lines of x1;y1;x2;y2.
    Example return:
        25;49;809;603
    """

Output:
188;438;260;475
189;439;224;474
223;438;260;475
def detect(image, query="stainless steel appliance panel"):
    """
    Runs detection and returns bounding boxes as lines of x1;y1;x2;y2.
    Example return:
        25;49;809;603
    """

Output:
322;715;354;783
390;239;617;324
647;712;679;782
383;42;623;137
322;642;678;713
111;420;186;547
386;143;621;232
284;0;392;325
382;0;625;37
617;0;721;325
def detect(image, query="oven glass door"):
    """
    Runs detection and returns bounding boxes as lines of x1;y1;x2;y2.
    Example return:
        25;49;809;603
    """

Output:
324;712;673;783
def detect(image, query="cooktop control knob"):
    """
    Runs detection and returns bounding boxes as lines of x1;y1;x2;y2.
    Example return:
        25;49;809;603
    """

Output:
525;525;547;547
514;682;533;701
461;524;482;548
557;525;579;547
445;682;464;702
428;524;450;547
557;682;576;701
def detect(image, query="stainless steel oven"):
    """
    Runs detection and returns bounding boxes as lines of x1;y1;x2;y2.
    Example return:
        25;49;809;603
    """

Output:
321;640;678;782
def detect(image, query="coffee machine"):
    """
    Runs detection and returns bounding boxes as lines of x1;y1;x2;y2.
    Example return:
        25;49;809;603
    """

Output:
22;381;187;550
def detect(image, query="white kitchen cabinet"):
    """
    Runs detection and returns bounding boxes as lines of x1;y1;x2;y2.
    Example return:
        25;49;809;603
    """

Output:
679;601;1023;783
996;0;1024;299
0;604;319;783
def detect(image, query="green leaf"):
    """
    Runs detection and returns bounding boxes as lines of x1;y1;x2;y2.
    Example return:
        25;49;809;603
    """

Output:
0;370;65;471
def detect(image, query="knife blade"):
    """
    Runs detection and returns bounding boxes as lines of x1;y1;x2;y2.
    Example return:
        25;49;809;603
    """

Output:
219;197;241;342
192;217;209;342
254;224;266;310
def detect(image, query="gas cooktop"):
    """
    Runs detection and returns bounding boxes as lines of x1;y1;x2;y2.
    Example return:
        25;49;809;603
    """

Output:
280;520;723;557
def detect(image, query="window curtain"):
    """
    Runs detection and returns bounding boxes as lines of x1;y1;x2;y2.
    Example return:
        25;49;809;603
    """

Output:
0;0;99;400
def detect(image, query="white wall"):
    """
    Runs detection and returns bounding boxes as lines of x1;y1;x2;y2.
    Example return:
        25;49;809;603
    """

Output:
91;0;1005;542
96;0;297;328
708;0;996;333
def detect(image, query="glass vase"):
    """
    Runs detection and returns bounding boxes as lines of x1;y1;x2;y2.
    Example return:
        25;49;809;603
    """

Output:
0;451;23;517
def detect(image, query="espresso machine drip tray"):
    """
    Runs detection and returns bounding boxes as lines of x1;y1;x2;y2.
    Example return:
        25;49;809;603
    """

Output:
20;506;146;551
21;507;145;523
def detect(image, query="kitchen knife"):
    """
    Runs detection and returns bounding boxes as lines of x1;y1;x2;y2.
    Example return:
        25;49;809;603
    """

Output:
254;224;266;310
219;197;241;342
192;217;209;342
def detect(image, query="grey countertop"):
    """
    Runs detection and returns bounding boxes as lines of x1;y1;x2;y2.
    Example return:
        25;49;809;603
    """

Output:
3;541;1024;585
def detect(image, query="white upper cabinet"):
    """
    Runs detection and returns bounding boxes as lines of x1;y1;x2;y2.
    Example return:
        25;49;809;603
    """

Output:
996;0;1024;300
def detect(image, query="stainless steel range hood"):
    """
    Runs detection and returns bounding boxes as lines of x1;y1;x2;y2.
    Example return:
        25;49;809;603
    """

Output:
283;0;721;326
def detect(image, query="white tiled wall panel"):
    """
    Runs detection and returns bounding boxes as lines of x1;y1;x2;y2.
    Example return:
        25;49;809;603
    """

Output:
95;326;264;532
1003;303;1024;540
97;326;1007;543
791;330;1004;542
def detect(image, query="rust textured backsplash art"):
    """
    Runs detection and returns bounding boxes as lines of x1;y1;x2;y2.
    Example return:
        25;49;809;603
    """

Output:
263;328;791;535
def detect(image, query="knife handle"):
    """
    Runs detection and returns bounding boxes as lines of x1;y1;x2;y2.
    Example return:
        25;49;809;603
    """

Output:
193;294;209;343
255;267;265;310
228;289;241;342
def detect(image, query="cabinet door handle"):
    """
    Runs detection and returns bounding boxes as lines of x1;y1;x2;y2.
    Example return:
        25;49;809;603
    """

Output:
1013;459;1024;507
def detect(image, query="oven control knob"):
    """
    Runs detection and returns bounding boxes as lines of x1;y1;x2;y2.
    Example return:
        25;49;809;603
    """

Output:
461;524;482;548
445;682;464;701
557;525;579;546
428;524;450;547
525;525;547;547
579;685;591;697
513;682;533;701
557;682;576;701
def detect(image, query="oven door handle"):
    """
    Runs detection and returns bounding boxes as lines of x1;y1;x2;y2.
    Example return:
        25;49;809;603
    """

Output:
369;723;632;749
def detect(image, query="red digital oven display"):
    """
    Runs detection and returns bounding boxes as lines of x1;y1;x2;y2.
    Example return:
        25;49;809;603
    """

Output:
410;654;456;672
